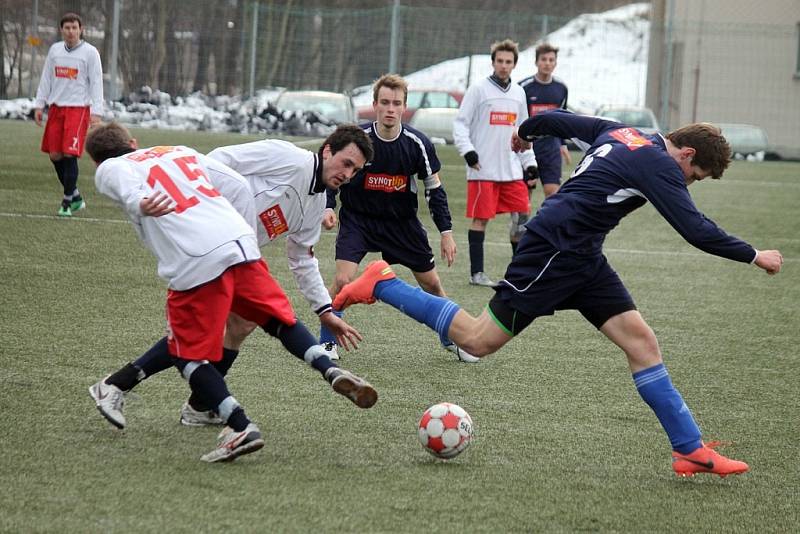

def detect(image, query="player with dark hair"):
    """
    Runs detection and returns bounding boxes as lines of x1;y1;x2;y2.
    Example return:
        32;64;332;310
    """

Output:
321;74;476;363
86;123;377;462
34;12;103;217
332;110;783;477
454;39;537;286
519;43;570;201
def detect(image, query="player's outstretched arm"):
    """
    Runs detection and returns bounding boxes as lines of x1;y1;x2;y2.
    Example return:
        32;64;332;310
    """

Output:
754;249;783;275
319;311;362;350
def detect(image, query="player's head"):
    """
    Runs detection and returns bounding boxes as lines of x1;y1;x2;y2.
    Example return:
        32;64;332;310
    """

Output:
320;125;374;189
60;13;83;46
666;123;731;182
372;74;408;129
86;122;138;164
490;39;519;81
535;43;559;78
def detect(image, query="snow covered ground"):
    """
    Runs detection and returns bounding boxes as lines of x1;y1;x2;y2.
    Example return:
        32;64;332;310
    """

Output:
1;3;650;134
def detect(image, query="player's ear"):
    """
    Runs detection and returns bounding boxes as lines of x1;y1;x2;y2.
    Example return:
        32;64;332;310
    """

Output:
321;144;332;160
682;146;696;161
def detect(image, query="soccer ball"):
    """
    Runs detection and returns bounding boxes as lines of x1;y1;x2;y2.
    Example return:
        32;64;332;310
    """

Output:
417;402;474;459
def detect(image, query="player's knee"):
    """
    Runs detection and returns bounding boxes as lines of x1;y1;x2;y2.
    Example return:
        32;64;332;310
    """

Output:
49;152;63;162
509;212;529;241
225;315;257;346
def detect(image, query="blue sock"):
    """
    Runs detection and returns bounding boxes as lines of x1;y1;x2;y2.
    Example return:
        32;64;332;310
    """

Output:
319;310;343;345
633;363;702;454
373;278;460;346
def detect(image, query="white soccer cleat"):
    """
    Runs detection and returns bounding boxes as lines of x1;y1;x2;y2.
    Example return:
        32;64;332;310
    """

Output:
180;402;224;427
89;377;126;429
200;423;265;463
469;272;496;287
444;342;480;363
322;342;340;361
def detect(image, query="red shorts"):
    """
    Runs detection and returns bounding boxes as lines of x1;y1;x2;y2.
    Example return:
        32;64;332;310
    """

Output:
466;180;530;219
40;104;91;156
166;260;296;361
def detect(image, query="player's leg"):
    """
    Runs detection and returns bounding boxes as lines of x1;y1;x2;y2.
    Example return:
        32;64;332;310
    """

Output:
496;181;531;256
41;106;72;216
166;270;263;462
598;306;748;476
508;211;529;255
466;181;497;286
60;106;90;213
319;209;370;357
233;260;377;408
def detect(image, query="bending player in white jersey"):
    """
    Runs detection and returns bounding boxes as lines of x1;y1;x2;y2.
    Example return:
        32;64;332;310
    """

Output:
92;126;376;426
87;123;377;462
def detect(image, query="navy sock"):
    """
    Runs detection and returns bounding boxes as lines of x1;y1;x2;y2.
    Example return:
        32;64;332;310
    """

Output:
105;362;145;391
511;241;518;255
189;348;239;411
633;363;702;454
132;337;173;377
51;159;65;186
61;157;79;197
319;310;343;345
173;358;249;431
374;278;460;346
263;319;337;376
468;230;485;274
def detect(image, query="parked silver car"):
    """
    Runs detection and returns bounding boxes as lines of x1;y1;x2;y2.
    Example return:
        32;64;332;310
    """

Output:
408;107;459;144
595;105;660;134
714;123;769;158
275;90;357;124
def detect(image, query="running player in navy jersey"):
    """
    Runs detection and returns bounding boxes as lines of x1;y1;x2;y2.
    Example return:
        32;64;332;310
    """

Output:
322;74;477;363
518;43;571;201
332;109;784;476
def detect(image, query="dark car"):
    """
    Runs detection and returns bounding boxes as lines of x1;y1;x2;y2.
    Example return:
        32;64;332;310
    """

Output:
357;89;463;122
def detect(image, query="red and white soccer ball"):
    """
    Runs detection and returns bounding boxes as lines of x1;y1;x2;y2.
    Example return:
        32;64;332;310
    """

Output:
417;402;474;459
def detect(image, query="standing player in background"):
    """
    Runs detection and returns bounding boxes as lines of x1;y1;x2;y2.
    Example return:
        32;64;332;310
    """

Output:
322;74;477;363
89;126;376;428
87;123;377;463
34;13;103;217
333;110;783;477
519;43;571;202
453;39;538;287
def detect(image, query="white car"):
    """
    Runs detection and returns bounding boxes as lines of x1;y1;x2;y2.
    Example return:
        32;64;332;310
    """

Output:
595;105;660;134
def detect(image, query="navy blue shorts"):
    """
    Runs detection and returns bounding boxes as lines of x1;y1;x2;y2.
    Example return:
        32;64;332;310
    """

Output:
490;230;636;335
335;209;436;273
533;136;562;185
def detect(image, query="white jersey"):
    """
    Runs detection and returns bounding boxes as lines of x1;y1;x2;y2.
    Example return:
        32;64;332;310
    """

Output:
208;140;331;315
34;41;104;116
95;145;260;290
453;76;536;182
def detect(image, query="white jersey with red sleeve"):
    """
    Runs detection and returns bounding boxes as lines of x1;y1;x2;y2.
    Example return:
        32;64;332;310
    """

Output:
208;139;332;316
453;76;536;182
95;145;260;290
34;41;104;116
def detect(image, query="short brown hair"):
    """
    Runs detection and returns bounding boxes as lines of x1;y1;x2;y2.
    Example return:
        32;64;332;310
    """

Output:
323;124;374;163
666;123;731;179
535;43;559;61
86;122;134;163
490;39;519;64
60;12;83;28
372;74;408;105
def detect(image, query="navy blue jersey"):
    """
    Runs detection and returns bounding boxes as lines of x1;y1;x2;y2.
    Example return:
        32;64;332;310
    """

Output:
328;122;451;230
518;75;568;119
518;110;756;263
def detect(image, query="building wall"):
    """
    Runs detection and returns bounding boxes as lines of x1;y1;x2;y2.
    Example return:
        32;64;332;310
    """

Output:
647;0;800;158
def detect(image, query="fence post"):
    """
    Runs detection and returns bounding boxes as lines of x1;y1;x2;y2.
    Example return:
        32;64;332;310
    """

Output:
27;0;39;97
389;0;400;74
109;0;121;101
659;0;675;130
249;0;259;98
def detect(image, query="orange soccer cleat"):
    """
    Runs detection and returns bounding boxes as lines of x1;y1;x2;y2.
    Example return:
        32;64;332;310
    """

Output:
332;260;396;311
671;441;749;478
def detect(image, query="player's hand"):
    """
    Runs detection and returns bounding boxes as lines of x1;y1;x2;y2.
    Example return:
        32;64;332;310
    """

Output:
90;114;102;126
560;144;572;164
511;132;531;153
34;108;43;126
440;231;456;267
320;311;363;350
322;208;337;230
754;249;783;275
524;166;539;190
464;151;481;171
140;192;175;217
